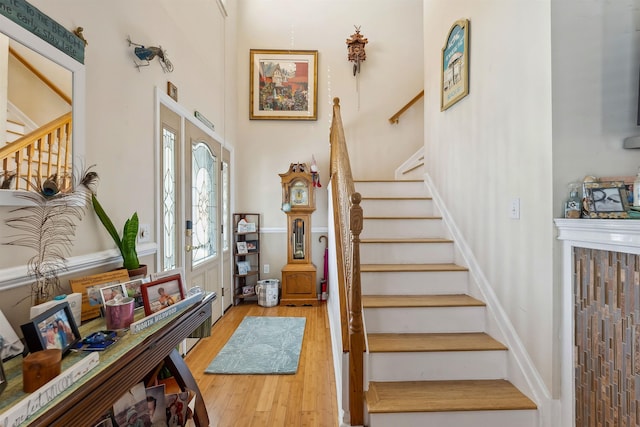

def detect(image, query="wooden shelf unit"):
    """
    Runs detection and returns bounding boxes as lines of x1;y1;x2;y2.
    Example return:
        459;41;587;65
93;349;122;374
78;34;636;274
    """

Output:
233;213;260;305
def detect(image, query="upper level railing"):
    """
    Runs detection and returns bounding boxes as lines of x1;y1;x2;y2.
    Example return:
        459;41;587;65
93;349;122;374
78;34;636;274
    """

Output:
388;89;424;124
329;97;365;426
0;112;72;190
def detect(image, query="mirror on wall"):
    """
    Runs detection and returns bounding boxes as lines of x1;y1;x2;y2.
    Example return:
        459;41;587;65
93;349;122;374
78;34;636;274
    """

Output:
0;4;85;205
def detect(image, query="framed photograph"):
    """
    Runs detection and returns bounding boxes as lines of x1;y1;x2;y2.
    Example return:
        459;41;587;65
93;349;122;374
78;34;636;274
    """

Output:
441;19;470;111
20;302;81;355
151;267;186;296
70;269;132;321
167;81;178;101
141;274;185;315
99;283;127;306
246;240;258;253
237;220;256;233
583;181;630;218
237;261;251;275
122;278;145;309
249;49;318;120
242;285;254;296
237;241;248;255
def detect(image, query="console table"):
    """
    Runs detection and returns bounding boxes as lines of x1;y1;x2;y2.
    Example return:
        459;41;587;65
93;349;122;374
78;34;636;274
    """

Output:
0;292;215;426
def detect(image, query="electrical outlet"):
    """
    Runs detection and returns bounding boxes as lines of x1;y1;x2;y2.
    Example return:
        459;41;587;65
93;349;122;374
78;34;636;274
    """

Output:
139;223;151;242
510;198;520;220
263;264;270;274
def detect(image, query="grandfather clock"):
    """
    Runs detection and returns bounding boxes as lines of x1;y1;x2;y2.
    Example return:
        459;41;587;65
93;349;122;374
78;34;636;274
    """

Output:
279;163;317;306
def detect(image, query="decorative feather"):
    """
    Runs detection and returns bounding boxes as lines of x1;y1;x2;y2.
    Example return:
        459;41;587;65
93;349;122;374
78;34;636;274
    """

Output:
4;167;99;304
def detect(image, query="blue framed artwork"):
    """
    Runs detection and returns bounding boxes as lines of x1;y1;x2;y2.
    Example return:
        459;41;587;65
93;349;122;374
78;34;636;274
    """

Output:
441;19;470;111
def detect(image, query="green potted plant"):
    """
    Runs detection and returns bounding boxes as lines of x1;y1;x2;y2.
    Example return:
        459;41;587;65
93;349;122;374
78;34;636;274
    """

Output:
91;194;147;278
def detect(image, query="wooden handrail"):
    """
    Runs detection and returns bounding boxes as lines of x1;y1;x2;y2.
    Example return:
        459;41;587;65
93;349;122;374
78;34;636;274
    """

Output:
388;89;424;124
329;97;365;425
9;47;72;105
0;112;72;190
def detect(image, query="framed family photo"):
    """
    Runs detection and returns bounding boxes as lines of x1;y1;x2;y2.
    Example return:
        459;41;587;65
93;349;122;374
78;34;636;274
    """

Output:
70;269;131;321
250;49;318;120
20;302;81;355
441;19;470;111
141;274;185;315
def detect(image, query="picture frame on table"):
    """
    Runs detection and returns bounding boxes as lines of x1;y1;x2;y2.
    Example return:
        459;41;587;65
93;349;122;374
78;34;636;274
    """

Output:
249;49;318;120
441;19;470;111
141;274;185;316
20;302;81;355
70;269;132;322
99;283;127;306
246;240;259;253
122;278;145;309
582;181;630;218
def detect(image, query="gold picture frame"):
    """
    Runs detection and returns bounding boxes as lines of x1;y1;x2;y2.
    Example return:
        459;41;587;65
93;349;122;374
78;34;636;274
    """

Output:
582;181;630;219
167;81;178;101
441;19;470;111
249;49;318;120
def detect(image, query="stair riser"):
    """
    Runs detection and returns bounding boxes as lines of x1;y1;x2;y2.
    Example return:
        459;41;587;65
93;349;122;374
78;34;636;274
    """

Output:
364;306;486;333
356;181;429;198
361;242;454;264
362;271;469;295
368;351;507;382
362;219;444;239
367;410;537;427
360;198;435;217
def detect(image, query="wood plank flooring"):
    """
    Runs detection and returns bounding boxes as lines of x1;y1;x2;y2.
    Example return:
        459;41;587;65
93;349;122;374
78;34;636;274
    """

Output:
184;303;339;427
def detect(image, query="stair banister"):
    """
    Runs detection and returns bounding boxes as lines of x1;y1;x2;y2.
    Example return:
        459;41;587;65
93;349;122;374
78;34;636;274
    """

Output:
329;97;365;426
388;90;424;124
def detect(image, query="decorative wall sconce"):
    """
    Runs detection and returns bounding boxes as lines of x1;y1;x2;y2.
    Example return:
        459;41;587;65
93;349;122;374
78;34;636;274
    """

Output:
346;26;368;76
127;36;174;72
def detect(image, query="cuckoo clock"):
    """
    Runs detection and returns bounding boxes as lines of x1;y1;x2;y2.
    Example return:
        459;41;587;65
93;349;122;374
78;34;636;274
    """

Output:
346;26;368;76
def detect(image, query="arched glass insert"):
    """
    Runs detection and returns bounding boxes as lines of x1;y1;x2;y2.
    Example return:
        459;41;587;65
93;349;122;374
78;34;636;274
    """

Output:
192;142;217;264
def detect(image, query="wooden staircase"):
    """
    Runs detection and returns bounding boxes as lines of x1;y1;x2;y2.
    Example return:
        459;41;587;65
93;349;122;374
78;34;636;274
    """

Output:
356;179;538;427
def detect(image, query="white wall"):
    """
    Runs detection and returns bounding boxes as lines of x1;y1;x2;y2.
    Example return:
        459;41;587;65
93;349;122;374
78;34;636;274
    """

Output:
0;0;232;330
423;0;555;393
235;0;424;229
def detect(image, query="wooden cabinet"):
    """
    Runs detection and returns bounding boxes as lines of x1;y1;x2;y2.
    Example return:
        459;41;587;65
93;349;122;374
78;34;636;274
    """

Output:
233;213;260;305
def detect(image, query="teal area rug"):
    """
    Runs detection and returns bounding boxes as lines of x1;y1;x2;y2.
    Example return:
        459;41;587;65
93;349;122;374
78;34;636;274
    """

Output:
205;316;306;374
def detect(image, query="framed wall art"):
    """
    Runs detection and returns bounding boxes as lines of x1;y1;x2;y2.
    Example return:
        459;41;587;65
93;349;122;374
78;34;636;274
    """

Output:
250;49;318;120
441;19;470;111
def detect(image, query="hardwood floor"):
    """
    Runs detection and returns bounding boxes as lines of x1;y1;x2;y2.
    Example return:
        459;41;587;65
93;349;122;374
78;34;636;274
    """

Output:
184;303;339;427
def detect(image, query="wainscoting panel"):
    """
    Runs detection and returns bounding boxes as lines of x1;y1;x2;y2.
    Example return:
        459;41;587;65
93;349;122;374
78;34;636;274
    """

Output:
574;248;640;427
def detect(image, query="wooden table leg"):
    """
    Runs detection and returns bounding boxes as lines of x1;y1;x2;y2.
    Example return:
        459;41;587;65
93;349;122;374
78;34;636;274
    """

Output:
164;348;209;427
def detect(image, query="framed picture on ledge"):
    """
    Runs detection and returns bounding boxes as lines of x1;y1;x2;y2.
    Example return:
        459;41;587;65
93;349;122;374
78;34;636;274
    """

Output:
582;181;630;219
20;302;81;355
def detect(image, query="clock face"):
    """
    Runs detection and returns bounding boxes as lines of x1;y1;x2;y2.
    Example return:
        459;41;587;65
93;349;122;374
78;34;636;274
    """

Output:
291;181;309;206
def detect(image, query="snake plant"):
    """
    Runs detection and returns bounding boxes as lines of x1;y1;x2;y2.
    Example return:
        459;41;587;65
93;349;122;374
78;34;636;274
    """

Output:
91;194;140;270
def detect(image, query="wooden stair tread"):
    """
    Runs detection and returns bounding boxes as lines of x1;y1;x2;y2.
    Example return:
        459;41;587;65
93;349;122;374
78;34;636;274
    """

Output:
355;179;422;183
364;216;441;220
361;263;468;272
365;380;537;413
362;196;432;200
362;294;485;308
361;237;453;244
368;332;507;353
